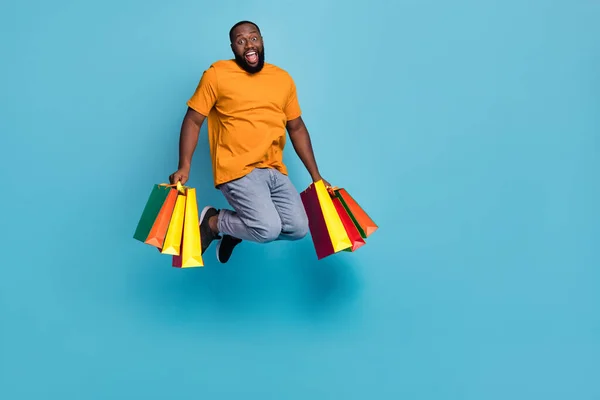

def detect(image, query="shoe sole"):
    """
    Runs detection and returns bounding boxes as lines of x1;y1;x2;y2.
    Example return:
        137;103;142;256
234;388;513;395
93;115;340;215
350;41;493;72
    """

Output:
199;205;213;226
216;239;224;263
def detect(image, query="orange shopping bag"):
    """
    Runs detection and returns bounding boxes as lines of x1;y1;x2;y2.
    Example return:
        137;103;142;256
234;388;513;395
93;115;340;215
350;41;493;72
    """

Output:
145;188;178;249
160;188;186;256
332;188;378;238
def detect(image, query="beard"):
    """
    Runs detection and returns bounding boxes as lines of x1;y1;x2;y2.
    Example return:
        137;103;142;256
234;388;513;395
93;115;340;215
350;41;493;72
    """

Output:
234;48;265;74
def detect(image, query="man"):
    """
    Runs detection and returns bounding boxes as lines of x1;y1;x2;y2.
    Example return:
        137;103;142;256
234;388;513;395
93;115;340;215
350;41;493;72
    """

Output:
168;20;330;263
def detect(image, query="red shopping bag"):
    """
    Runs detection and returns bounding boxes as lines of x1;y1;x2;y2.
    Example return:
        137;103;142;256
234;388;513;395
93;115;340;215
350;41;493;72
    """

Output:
332;196;365;252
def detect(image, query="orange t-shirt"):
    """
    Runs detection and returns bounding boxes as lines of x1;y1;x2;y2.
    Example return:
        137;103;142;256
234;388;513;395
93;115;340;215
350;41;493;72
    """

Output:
187;59;302;187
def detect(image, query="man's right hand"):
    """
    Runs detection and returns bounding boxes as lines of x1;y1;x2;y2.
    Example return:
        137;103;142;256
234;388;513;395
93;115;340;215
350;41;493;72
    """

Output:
169;167;190;185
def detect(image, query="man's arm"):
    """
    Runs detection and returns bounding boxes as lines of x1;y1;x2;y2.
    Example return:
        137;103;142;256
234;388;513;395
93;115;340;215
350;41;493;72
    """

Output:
169;107;206;185
286;116;327;184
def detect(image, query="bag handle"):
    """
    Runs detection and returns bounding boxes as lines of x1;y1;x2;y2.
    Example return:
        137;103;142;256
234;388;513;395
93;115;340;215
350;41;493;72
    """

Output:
159;181;186;194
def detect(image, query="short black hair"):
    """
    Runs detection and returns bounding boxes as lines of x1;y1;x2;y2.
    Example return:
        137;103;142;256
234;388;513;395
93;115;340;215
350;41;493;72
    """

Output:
229;20;261;43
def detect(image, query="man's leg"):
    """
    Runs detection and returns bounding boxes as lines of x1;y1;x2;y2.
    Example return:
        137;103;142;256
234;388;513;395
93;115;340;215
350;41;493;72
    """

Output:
270;169;309;241
217;169;285;242
199;168;284;262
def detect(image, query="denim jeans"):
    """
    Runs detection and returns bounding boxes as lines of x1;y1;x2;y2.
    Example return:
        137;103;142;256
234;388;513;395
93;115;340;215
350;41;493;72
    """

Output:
216;168;309;243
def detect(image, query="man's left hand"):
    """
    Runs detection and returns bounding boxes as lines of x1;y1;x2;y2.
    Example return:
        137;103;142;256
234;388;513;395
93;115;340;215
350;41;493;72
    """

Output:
313;175;333;191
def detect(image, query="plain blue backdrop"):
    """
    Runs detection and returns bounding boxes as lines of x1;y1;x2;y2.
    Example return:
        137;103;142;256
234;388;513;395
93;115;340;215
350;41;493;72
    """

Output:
1;0;598;398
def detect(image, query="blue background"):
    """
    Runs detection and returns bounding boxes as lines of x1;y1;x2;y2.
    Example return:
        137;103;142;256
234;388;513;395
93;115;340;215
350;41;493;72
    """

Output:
1;0;599;398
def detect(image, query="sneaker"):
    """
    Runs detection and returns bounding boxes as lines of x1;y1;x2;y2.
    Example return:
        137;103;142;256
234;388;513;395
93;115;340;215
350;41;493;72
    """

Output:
216;234;242;263
199;206;221;254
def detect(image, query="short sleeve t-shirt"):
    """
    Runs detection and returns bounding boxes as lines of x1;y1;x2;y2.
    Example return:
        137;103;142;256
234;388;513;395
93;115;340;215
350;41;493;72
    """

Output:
187;59;302;187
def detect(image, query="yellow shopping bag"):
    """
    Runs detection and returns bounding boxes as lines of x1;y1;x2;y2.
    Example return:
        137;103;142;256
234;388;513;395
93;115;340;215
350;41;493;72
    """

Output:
173;187;204;268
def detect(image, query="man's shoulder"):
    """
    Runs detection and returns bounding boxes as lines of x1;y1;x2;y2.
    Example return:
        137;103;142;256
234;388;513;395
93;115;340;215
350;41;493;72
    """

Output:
264;62;294;80
207;59;237;71
264;62;289;74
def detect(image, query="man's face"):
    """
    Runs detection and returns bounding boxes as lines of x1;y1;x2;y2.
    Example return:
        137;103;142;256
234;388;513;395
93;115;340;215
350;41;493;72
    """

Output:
230;23;265;74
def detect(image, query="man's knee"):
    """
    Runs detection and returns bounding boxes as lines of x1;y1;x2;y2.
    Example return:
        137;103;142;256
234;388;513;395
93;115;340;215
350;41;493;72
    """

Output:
249;216;282;243
285;213;309;240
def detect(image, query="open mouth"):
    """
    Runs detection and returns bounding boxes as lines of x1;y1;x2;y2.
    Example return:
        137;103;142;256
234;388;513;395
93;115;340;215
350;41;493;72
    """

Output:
244;50;259;64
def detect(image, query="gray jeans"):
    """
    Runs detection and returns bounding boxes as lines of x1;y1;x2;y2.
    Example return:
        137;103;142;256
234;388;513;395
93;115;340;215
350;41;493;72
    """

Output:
216;168;309;243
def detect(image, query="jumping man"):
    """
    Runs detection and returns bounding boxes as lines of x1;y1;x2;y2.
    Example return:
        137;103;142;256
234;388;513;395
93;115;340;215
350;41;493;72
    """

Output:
169;20;330;263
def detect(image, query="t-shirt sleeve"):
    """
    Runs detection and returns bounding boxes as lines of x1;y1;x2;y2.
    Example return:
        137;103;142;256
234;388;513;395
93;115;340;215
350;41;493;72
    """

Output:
284;76;302;120
187;66;218;116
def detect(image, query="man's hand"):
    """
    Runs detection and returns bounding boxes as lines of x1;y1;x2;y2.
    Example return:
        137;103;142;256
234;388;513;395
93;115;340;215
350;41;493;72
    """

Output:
169;166;190;185
312;173;332;189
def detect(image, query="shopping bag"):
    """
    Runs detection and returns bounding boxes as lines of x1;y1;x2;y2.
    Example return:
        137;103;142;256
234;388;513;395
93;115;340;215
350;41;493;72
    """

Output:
160;190;186;256
332;196;365;252
300;179;352;259
333;188;378;238
133;184;175;243
172;187;203;268
144;188;179;248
